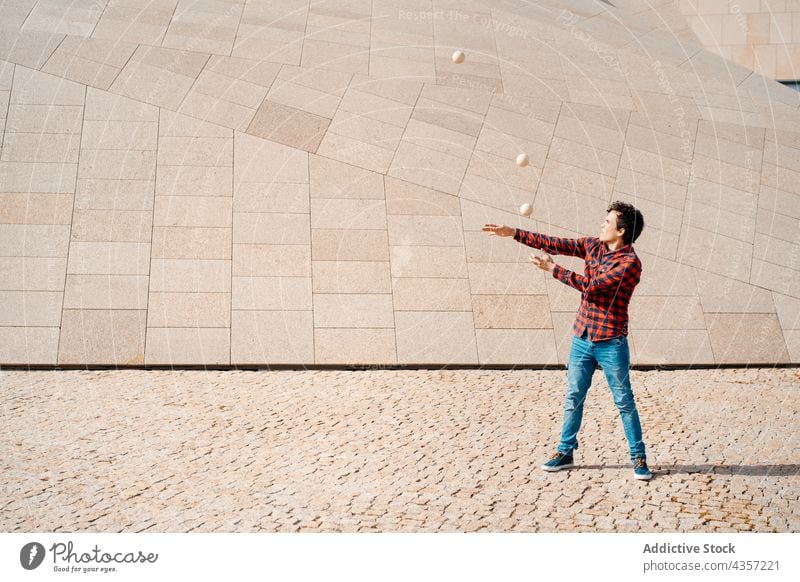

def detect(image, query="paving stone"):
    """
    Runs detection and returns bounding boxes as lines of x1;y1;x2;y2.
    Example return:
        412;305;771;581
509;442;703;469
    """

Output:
234;131;308;184
314;328;397;365
614;168;687;210
677;224;753;283
339;87;414;128
534;184;610;234
310;156;384;200
91;2;174;45
391;277;472;312
311;229;389;262
548;136;620;177
160;109;232;139
157;136;233;167
388;215;464;247
328;109;405;152
692;154;760;194
179;90;257;131
145;327;230;366
0;192;74;224
147;292;231;328
695;270;775;313
0;30;65;69
783;330;800;362
232;277;313;311
2;224;70;258
233;244;310;278
0;257;67;291
312;261;391;294
622;146;692;187
267;76;343;119
2;132;81;164
71;210;153;243
385;177;459;216
78;150;156;181
394;311;478;364
0;160;78;193
231;310;313;364
150;258;231;292
311;198;387;231
313;293;394;329
0;326;60;364
110;60;198;111
388;142;469;196
704;313;790;364
463;231;535;264
472;295;551;329
476;329;558;365
631;329;716;366
154;196;233;228
234;183;308;214
555;111;625;154
467;150;540;194
484;105;554;153
58;309;147;365
67;242;151;275
316;131;396;174
152;227;232;260
247;101;330;153
625;123;693;163
540;160;613;201
301;39;369;74
231;24;304;65
64;274;149;310
630;296;705;330
751;258;800;298
0;290;63;326
390;246;468;279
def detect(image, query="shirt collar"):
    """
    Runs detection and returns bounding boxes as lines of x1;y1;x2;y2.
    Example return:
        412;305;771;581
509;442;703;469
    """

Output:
604;242;633;255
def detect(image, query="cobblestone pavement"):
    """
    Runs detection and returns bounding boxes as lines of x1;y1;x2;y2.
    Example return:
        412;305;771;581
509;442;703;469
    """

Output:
2;368;798;533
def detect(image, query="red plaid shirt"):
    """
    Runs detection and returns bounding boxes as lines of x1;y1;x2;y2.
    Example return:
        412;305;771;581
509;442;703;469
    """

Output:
515;229;642;341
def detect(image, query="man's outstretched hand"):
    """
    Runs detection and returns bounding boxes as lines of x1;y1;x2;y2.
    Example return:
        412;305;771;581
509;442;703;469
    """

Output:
531;252;555;273
482;224;514;237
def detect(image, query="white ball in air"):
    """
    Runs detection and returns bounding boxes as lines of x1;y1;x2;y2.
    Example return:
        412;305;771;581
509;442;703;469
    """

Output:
516;153;529;167
452;50;465;64
520;203;533;217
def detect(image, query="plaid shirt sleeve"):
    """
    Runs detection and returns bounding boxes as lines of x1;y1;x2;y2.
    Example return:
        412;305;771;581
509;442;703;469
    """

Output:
552;257;641;295
513;228;589;258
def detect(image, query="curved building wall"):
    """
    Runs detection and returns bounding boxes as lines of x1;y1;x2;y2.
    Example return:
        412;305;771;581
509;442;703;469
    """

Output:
678;0;800;81
0;0;798;367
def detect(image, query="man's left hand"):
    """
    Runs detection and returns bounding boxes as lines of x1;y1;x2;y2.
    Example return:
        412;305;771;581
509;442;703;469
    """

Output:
530;252;555;273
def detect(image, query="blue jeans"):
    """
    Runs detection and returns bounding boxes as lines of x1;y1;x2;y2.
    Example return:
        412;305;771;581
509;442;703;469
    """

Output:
558;332;646;461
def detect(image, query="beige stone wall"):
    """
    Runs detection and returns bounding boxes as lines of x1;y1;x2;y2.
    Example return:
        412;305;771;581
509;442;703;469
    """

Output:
678;0;800;79
1;0;799;367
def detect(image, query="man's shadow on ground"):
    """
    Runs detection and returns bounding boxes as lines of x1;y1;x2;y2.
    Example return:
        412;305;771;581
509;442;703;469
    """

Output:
579;464;800;476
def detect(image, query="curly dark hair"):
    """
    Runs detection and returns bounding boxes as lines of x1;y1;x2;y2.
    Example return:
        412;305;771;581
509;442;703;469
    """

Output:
608;201;645;245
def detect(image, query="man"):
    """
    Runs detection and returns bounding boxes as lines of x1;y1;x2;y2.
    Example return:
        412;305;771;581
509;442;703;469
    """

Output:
482;201;652;480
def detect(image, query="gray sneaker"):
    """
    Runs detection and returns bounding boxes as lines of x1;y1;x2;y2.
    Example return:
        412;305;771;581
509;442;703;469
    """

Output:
633;457;653;480
541;451;574;472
